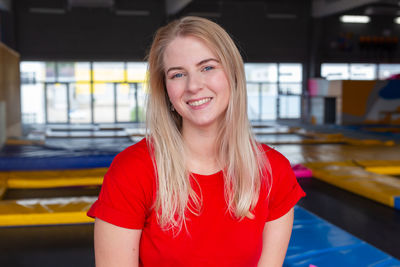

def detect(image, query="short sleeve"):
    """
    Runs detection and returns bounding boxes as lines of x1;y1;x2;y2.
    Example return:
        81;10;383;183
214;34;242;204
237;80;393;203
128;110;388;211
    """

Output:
87;140;155;229
264;147;306;221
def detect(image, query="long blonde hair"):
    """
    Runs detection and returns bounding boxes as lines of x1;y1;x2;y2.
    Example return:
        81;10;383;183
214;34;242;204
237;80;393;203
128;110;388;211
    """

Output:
146;16;270;231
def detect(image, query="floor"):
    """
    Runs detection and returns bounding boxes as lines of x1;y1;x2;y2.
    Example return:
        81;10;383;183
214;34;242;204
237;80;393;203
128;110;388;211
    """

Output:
0;123;399;266
0;178;399;267
298;178;400;259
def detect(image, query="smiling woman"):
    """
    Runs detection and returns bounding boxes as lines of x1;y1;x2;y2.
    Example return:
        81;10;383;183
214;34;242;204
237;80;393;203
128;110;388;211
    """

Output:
88;16;305;267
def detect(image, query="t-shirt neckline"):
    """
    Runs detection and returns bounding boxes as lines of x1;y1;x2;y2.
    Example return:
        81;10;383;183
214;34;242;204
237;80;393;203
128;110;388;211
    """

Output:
190;170;223;180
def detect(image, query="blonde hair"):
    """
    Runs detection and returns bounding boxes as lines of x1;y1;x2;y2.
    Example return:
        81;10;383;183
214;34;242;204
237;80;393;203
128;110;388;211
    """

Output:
146;16;270;231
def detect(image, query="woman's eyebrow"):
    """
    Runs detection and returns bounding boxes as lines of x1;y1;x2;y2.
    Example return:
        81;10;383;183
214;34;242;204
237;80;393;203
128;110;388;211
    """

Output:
166;66;183;74
165;58;219;74
196;58;219;66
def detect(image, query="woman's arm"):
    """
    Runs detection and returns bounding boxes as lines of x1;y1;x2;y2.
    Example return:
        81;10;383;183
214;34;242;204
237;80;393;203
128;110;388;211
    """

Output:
257;208;294;267
94;218;142;267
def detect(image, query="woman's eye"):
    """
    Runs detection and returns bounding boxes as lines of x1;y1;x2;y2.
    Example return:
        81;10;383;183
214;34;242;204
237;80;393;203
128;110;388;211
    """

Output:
203;66;214;71
172;73;183;79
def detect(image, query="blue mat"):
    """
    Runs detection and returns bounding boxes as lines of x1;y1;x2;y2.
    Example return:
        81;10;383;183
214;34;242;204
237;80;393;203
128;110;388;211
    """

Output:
0;154;116;171
287;206;400;266
0;139;133;170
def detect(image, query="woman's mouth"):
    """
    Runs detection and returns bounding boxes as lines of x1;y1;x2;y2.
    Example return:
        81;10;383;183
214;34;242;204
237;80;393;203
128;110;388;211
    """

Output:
187;97;212;107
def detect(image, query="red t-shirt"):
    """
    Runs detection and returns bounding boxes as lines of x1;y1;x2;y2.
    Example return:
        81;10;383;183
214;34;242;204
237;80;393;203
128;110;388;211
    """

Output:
87;138;305;266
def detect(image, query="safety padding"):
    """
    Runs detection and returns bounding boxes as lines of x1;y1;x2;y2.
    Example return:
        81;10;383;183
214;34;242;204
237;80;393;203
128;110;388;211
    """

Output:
46;130;129;138
5;139;45;146
0;196;96;227
293;131;395;146
255;129;396;146
292;164;312;178
286;206;400;266
0;154;115;171
305;162;400;209
356;160;400;167
355;160;400;175
0;168;107;189
365;166;400;176
395;197;400;210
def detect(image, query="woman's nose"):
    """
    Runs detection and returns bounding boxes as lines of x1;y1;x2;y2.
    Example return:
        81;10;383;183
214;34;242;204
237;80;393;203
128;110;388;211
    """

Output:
186;72;203;93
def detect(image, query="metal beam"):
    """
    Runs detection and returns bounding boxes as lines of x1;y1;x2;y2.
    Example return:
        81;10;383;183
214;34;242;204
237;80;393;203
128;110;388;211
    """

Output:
68;0;114;8
165;0;192;16
312;0;379;17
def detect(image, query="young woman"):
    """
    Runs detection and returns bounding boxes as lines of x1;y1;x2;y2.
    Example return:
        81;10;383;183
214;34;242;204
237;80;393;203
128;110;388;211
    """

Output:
88;16;305;267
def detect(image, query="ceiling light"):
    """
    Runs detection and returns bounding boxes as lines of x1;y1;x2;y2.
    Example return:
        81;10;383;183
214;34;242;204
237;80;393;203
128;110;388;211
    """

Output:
340;15;370;23
395;17;400;24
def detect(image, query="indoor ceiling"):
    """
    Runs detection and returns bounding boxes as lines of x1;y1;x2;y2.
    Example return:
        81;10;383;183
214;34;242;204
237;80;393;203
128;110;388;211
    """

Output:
2;0;400;18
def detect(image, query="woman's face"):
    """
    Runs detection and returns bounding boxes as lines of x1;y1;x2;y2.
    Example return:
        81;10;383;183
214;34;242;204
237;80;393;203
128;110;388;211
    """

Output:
163;35;230;132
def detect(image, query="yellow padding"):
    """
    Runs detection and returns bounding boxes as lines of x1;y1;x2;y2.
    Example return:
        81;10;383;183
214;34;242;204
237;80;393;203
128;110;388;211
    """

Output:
0;196;95;227
354;160;400;175
365;166;400;175
305;162;400;208
293;130;395;146
355;160;400;167
304;161;358;168
0;212;94;226
0;168;107;189
8;177;104;189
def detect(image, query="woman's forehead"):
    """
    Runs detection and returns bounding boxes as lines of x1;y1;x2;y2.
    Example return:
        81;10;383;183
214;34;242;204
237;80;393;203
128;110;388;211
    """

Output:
163;36;221;68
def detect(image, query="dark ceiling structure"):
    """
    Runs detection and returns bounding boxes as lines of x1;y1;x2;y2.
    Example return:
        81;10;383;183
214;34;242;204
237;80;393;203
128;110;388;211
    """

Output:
1;0;400;17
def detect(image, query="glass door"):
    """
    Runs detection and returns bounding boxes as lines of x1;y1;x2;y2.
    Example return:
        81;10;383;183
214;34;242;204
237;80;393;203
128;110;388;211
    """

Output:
69;83;92;123
45;83;68;123
93;83;115;123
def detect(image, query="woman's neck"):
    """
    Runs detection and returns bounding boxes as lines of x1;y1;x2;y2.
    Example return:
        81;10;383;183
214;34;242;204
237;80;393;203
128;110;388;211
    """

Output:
182;124;221;175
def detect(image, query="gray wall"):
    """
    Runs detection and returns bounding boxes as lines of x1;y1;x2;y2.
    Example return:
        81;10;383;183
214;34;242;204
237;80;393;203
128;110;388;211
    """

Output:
14;0;312;63
177;0;312;63
14;0;165;61
0;8;15;48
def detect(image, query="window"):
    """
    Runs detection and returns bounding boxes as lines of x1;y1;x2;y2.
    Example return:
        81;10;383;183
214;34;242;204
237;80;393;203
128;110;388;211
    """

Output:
21;83;45;123
321;63;349;80
127;62;148;83
93;62;125;82
279;64;302;83
321;63;400;80
378;64;400;79
244;63;302;120
20;61;148;124
58;62;91;82
349;64;376;80
245;63;277;82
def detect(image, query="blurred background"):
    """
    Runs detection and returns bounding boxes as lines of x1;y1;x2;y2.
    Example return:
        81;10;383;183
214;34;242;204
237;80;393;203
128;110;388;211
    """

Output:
0;0;400;266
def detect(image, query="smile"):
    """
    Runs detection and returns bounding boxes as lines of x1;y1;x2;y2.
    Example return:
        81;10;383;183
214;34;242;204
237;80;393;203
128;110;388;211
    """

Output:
187;97;212;107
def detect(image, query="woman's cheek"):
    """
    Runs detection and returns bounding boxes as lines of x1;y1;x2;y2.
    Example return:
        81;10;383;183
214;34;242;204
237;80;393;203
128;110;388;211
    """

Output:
166;84;183;102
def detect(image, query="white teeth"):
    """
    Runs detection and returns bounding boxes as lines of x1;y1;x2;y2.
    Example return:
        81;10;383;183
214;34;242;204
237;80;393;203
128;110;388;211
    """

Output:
188;97;212;107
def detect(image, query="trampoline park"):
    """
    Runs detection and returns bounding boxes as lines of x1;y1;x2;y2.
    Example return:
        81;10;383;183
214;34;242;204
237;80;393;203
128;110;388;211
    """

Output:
1;0;400;266
0;124;399;266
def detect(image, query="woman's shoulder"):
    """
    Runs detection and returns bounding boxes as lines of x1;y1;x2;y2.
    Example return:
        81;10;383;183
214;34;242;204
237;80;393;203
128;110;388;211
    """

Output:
106;138;156;190
259;143;286;160
259;143;291;168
